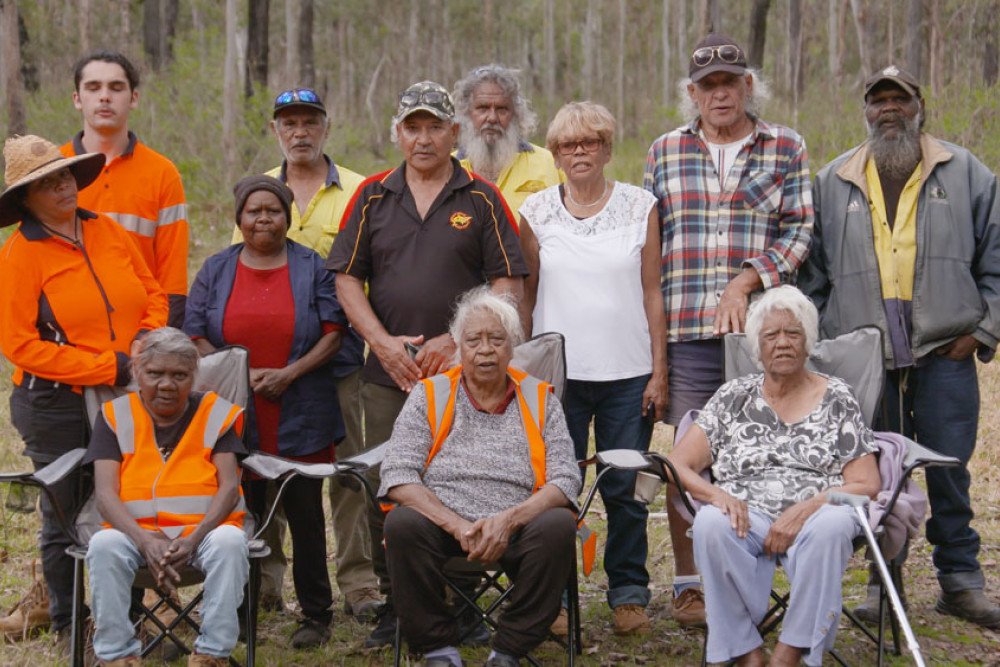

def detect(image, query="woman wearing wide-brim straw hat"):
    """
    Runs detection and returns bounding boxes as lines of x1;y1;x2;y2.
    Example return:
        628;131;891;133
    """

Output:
0;134;168;646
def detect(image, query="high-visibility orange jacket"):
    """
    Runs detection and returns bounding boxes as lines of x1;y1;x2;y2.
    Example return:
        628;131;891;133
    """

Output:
102;391;245;538
62;132;189;327
0;211;168;389
422;365;549;491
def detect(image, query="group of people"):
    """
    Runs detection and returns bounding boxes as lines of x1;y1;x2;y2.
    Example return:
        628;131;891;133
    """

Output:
0;29;998;667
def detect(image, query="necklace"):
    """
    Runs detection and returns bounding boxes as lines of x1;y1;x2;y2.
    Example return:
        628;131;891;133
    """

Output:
40;217;81;245
566;179;610;208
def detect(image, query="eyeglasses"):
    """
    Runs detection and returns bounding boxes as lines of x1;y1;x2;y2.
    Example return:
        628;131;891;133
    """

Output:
556;138;602;156
275;89;321;106
399;89;451;108
691;44;743;67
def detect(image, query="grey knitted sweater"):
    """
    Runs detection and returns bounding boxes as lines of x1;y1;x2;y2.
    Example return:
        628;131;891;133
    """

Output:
378;378;581;521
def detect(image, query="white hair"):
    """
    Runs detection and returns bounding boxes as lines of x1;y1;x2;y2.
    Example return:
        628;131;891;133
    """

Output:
452;64;538;138
449;285;524;364
132;327;199;376
677;68;772;123
744;285;819;365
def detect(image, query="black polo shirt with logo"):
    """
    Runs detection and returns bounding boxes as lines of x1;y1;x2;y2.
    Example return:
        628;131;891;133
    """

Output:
327;158;528;387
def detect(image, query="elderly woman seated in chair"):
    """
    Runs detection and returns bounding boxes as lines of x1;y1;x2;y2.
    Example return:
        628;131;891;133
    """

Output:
667;286;881;667
84;327;249;667
379;286;581;667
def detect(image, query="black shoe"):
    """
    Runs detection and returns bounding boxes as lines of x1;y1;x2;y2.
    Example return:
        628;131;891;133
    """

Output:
364;600;397;648
290;618;331;648
935;589;1000;629
454;602;490;647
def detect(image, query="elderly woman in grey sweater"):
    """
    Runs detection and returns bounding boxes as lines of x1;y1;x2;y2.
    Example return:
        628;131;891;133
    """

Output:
379;285;580;667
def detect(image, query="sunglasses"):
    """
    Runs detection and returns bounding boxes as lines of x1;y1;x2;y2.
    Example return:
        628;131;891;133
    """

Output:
556;138;602;156
400;90;450;108
692;44;743;67
275;89;321;106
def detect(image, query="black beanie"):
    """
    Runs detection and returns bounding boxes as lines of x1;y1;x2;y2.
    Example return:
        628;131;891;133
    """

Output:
233;174;293;228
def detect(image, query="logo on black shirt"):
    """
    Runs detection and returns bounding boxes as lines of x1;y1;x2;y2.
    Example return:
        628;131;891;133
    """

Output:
449;211;472;230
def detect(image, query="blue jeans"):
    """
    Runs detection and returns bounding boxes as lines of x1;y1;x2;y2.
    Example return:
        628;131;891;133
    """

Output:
87;525;249;661
877;354;983;591
564;374;652;608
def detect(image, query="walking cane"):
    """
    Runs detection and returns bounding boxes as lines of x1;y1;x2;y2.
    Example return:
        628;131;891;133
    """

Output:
828;492;926;667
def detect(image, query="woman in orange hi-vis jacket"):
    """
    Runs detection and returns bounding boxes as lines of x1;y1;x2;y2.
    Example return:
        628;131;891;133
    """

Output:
0;134;167;644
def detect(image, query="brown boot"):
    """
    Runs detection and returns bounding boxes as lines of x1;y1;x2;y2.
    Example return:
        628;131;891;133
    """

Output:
101;657;142;666
187;652;229;666
0;559;51;640
613;604;650;635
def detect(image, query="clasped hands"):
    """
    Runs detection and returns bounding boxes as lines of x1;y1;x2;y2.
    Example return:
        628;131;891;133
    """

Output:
454;511;517;564
138;532;200;595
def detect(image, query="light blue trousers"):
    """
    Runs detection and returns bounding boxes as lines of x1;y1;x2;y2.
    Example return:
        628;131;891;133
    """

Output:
693;504;861;667
87;525;249;661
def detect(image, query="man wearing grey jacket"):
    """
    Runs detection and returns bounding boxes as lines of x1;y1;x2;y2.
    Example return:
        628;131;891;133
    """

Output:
799;65;1000;629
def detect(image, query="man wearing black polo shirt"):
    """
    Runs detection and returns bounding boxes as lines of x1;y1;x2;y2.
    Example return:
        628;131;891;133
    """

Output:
327;80;527;649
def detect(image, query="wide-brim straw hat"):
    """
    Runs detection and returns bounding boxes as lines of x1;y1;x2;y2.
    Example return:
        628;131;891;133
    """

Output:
0;134;105;228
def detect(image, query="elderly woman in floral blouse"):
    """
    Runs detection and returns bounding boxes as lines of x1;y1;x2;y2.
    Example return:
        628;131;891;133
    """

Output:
667;286;881;667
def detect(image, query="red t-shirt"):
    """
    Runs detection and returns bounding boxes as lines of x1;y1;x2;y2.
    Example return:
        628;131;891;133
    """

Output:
222;261;333;463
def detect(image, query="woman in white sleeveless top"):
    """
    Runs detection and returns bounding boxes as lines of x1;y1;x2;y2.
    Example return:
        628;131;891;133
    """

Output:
518;102;667;636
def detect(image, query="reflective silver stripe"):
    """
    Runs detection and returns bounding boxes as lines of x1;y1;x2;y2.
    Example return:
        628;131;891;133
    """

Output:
110;395;137;455
426;375;453;437
518;376;545;431
105;212;158;238
158;203;187;227
125;494;246;525
203;396;238;450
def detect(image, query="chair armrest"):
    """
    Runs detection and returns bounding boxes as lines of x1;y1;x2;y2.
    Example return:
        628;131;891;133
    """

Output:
340;442;389;471
241;453;338;480
31;449;90;487
902;440;961;468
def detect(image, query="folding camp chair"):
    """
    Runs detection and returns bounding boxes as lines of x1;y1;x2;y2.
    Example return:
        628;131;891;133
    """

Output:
1;346;264;666
390;332;586;666
596;327;960;666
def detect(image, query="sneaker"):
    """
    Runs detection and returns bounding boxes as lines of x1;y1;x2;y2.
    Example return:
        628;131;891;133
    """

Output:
290;618;332;648
671;588;706;628
484;651;520;666
612;603;650;635
344;587;383;621
549;608;569;638
935;589;1000;630
0;559;50;640
187;653;228;666
364;600;397;648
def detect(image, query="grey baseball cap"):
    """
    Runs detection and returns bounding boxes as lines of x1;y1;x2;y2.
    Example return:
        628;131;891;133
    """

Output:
396;81;455;121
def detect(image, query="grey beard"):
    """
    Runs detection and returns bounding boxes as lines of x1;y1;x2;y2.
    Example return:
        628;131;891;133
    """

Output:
868;118;922;181
459;125;521;182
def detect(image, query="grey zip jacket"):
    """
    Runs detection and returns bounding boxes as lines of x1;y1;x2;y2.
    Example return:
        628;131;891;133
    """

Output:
799;134;1000;369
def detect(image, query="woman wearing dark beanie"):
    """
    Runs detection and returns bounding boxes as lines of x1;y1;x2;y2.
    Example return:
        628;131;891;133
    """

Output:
184;174;347;648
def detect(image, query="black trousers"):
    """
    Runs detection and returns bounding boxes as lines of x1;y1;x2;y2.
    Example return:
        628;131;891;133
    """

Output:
384;505;575;657
247;477;332;624
10;383;91;631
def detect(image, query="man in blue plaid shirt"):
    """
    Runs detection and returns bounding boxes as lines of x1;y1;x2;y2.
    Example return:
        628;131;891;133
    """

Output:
642;33;814;628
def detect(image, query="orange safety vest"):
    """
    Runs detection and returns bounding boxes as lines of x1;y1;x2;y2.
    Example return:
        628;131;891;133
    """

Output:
102;391;245;538
394;366;597;575
422;365;548;491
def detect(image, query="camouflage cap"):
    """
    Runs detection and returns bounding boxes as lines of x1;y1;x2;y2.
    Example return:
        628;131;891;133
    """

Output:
396;81;455;122
864;65;922;100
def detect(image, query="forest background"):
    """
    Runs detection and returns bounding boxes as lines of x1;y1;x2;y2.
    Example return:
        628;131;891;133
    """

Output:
1;0;999;665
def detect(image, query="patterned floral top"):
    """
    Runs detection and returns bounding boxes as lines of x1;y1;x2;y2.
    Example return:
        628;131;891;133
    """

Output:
695;372;877;519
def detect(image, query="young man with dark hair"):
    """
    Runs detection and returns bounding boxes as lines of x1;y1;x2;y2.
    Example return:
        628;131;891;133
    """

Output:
62;50;189;328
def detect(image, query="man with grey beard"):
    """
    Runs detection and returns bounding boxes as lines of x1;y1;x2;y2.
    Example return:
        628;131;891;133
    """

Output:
800;65;1000;630
454;65;561;218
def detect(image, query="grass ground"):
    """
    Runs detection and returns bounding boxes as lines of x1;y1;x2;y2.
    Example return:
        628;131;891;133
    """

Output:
2;357;999;665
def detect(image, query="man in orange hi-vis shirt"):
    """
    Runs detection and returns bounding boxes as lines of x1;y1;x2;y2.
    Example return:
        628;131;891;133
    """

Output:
61;50;189;328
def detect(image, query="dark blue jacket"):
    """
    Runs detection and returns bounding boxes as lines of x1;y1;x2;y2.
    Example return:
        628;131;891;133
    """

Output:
185;240;346;456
